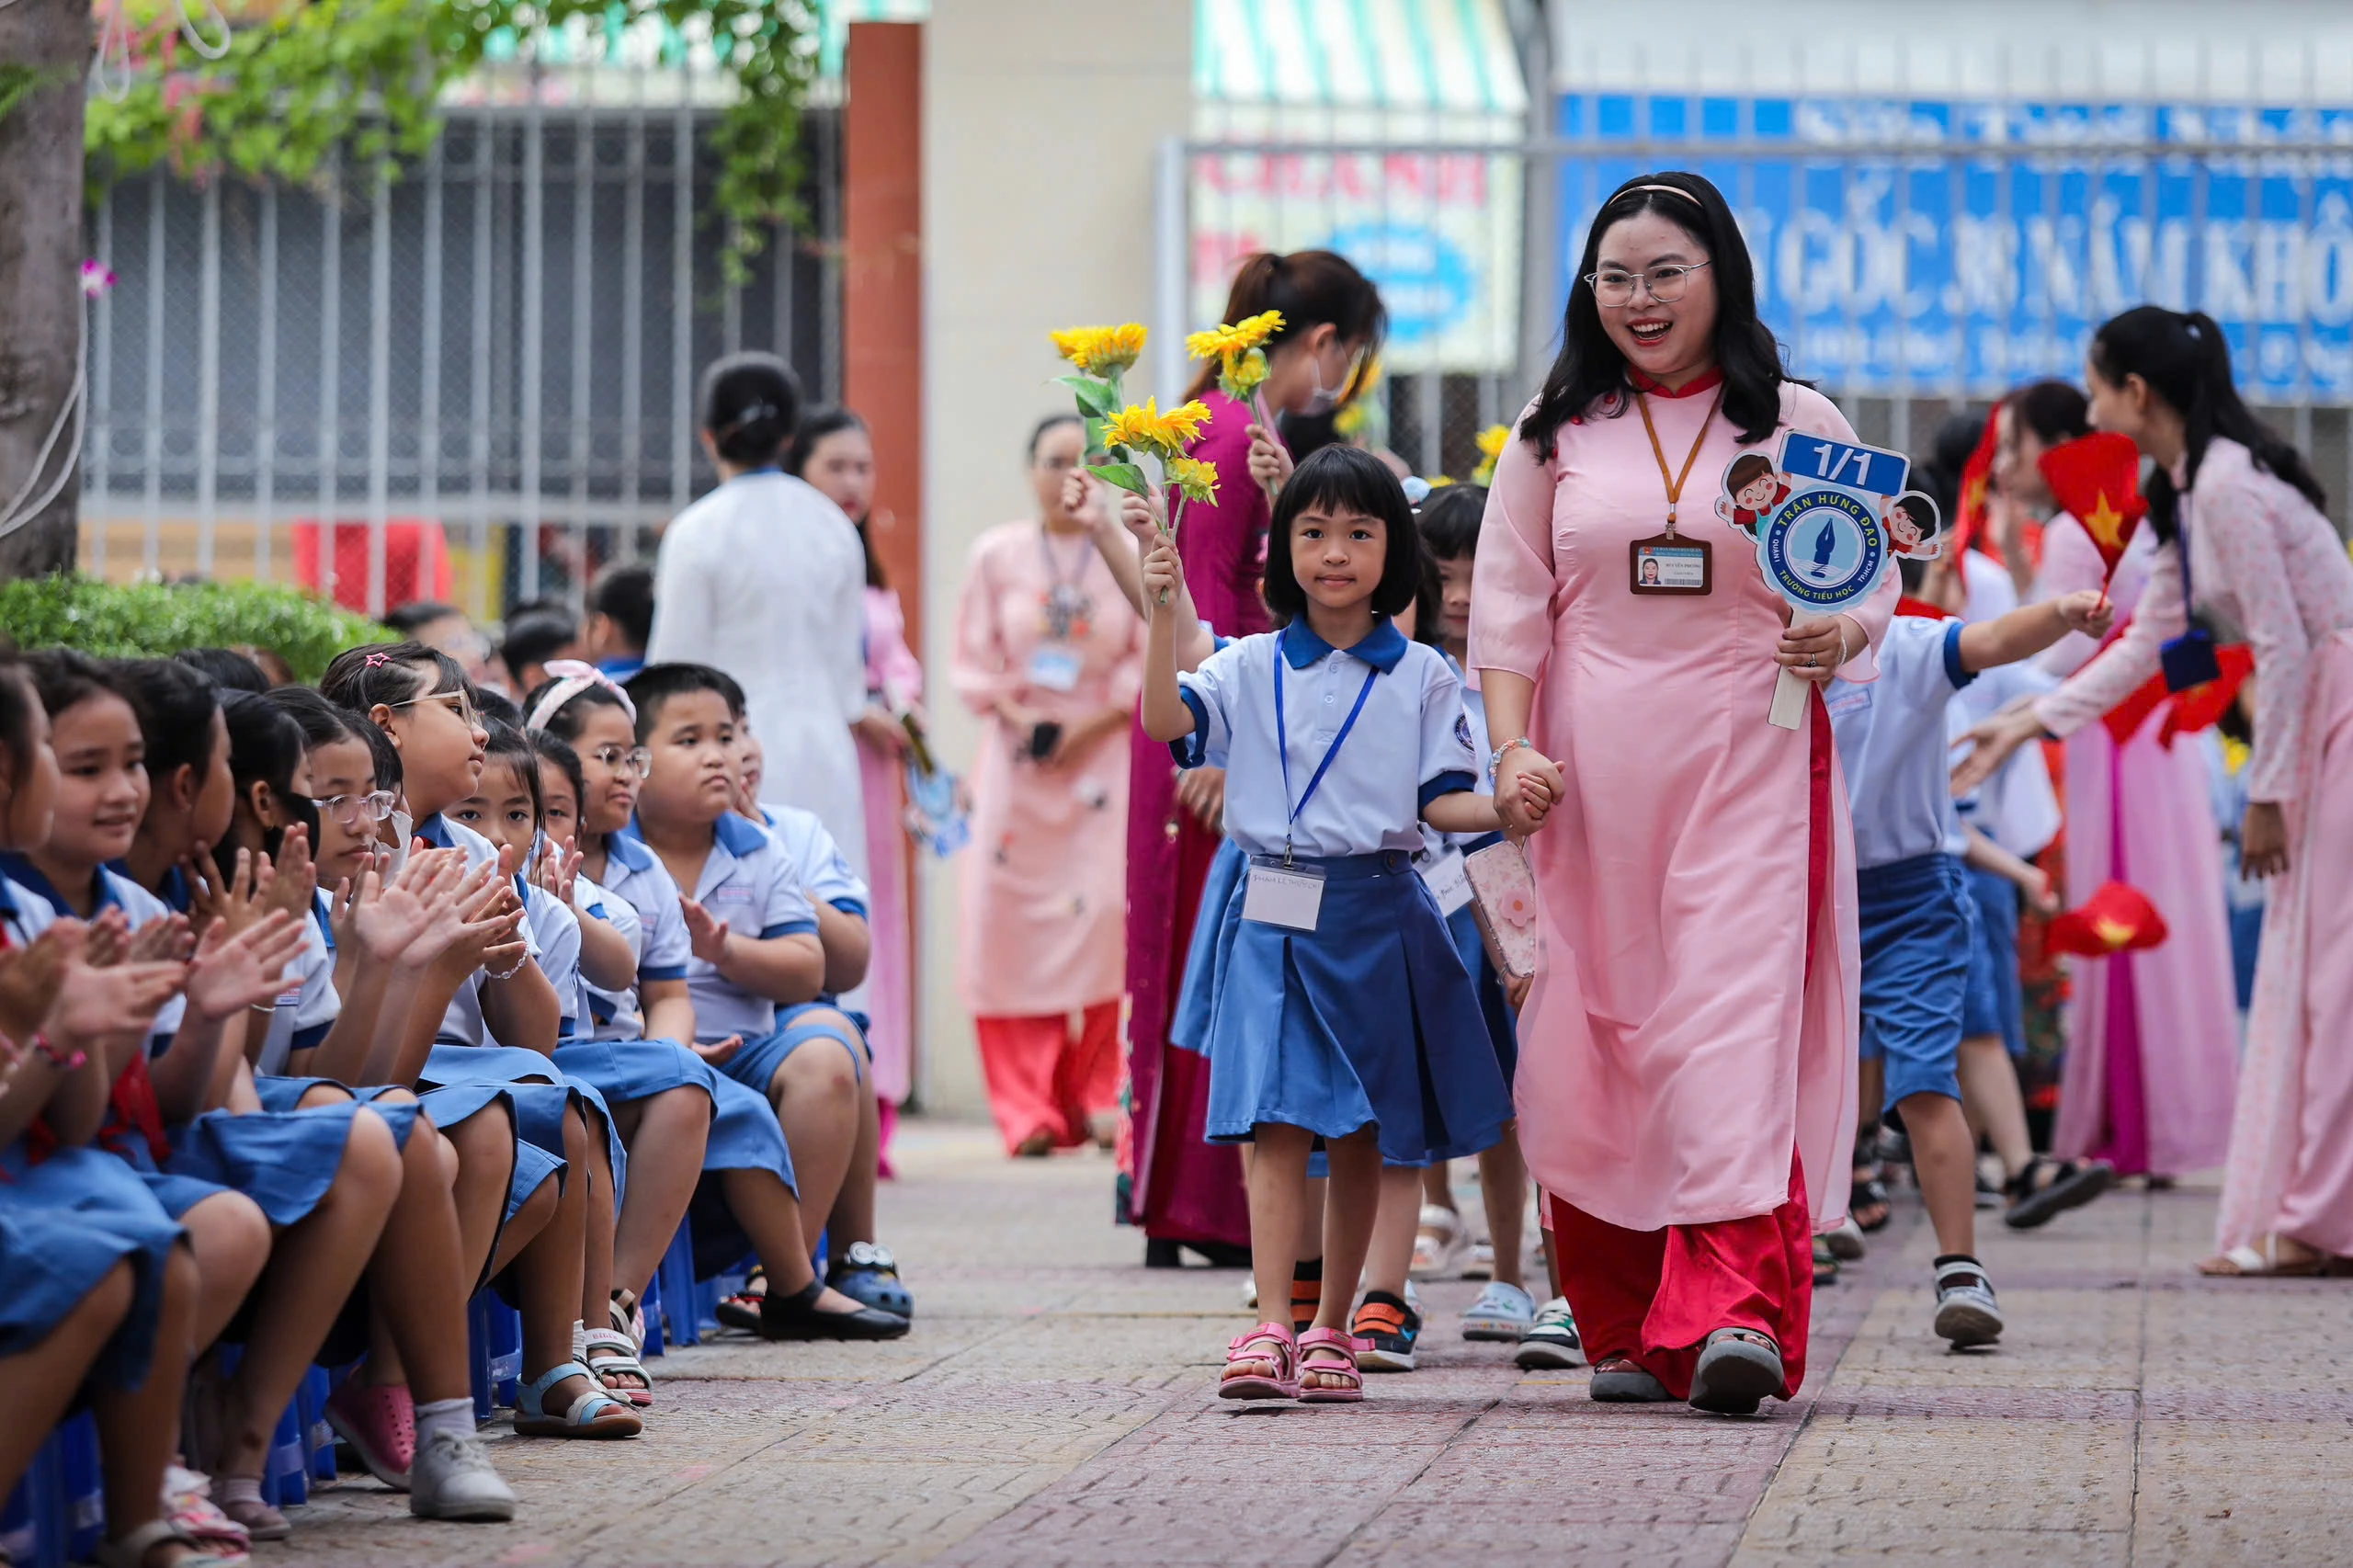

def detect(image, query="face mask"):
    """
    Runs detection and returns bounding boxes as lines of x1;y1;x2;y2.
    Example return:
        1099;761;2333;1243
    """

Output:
1301;351;1343;417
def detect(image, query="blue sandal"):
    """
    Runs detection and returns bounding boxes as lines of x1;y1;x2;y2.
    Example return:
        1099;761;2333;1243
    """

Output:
513;1359;642;1438
827;1241;915;1319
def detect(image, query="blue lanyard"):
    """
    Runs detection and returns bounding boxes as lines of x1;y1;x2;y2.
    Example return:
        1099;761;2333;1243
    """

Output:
1272;629;1381;851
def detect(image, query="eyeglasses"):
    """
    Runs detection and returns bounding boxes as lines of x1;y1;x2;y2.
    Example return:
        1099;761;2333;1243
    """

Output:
311;790;398;827
388;689;482;729
590;744;654;781
1585;260;1712;308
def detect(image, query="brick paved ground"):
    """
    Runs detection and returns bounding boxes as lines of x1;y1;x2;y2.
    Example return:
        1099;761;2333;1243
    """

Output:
286;1119;2353;1567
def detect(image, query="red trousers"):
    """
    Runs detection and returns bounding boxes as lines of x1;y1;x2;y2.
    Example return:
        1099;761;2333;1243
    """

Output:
1547;1157;1814;1403
975;1002;1121;1153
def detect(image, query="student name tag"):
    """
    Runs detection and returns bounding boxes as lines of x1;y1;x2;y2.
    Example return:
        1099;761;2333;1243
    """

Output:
1417;846;1473;916
1629;533;1711;596
1243;858;1325;932
1027;644;1083;693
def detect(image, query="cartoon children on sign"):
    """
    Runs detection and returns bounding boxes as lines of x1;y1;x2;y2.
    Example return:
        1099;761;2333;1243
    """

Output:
1885;490;1944;560
1716;452;1793;537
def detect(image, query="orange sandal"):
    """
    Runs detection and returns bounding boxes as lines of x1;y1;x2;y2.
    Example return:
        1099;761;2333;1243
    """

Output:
1219;1323;1299;1400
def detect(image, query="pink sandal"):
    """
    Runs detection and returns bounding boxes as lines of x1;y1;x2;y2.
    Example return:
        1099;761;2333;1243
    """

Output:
1219;1322;1300;1400
1296;1326;1368;1403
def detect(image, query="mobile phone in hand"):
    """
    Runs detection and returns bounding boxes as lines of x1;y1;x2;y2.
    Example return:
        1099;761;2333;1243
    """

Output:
1028;722;1063;761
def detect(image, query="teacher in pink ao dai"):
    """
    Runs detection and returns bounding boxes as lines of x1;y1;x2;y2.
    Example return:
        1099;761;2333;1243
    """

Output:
1472;173;1893;1412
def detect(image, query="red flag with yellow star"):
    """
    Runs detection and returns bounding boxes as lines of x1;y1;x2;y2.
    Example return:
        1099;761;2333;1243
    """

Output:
2045;881;2171;958
2037;431;2147;580
1947;407;2002;563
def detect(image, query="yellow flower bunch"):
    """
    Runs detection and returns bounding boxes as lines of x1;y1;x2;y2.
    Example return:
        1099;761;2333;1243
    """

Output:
1101;397;1212;459
1472;423;1512;486
1049;323;1148;378
1166;456;1220;505
1184;310;1285;362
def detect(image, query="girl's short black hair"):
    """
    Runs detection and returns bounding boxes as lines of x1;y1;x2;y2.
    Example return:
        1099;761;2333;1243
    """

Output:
321;641;468;716
588;562;655;651
472;686;524;731
266;685;377;756
479;720;545;829
528;730;587;822
0;654;35;795
500;607;579;687
115;659;224;784
219;690;309;865
176;647;271;693
1260;445;1427;625
621;663;741;744
1415;483;1485;562
699;351;801;466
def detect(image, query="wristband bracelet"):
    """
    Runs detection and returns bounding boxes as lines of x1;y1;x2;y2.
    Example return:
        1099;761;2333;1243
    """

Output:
485;951;529;983
30;1033;86;1073
1487;736;1535;780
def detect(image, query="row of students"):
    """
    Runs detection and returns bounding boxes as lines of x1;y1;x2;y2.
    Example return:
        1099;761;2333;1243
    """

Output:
0;638;917;1560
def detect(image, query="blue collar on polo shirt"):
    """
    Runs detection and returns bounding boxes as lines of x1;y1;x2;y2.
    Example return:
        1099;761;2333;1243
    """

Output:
602;829;654;872
713;812;770;858
1279;616;1408;673
0;852;119;919
414;812;453;849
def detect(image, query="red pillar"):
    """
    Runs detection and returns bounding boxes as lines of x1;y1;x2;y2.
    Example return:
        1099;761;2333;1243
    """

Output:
842;20;925;651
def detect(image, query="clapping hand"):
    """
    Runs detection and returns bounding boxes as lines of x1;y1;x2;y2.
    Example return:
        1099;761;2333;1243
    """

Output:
81;907;131;970
183;846;275;940
125;913;194;966
48;949;188;1047
183;910;307;1022
349;847;468;966
0;924;82;1045
263;825;318;924
532;835;585;907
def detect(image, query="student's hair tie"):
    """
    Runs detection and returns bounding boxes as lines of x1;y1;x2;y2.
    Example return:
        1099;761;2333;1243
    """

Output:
363;652;391;668
529;659;636;733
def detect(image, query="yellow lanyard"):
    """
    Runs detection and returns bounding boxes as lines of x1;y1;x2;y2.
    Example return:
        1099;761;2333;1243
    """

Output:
1633;385;1723;539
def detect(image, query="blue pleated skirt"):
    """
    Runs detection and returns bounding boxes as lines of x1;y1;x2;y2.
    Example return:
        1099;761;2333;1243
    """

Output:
719;1004;869;1099
1173;848;1514;1166
0;1144;184;1390
421;1042;627;1199
165;1101;377;1228
252;1077;426;1145
554;1036;714;1107
1444;902;1518;1089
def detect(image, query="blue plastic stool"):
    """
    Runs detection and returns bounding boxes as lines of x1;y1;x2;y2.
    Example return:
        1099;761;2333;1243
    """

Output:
4;1415;101;1568
466;1290;523;1423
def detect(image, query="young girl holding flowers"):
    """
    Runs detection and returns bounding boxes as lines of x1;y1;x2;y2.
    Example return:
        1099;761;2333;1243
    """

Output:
1139;445;1510;1402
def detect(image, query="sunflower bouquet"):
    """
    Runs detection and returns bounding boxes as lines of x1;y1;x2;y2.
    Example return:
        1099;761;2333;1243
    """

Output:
1472;423;1511;486
1093;396;1218;604
1187;310;1288;504
1049;323;1149;457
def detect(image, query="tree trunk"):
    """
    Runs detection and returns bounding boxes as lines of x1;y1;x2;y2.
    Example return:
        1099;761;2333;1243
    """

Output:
0;0;89;581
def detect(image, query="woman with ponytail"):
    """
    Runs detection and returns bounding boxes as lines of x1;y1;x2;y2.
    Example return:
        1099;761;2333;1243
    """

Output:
1996;378;2239;1192
1120;250;1384;1265
646;354;873;904
1961;306;2353;1276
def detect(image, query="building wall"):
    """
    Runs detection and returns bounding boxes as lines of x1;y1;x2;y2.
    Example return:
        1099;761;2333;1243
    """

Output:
918;0;1192;1117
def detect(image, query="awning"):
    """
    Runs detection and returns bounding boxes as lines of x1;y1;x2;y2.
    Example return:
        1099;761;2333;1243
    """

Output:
1189;0;1531;372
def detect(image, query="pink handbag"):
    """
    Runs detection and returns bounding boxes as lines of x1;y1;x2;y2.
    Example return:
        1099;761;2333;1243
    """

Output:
1463;839;1540;981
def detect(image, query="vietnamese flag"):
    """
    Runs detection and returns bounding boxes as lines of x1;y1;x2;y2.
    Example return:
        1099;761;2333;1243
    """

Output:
2037;431;2148;579
2045;881;2170;957
1948;407;2002;563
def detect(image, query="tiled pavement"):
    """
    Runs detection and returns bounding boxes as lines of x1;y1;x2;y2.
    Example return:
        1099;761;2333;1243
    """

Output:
289;1120;2353;1567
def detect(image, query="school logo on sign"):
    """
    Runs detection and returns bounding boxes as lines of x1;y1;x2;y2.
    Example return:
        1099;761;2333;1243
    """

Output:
1761;488;1886;608
1735;430;1915;618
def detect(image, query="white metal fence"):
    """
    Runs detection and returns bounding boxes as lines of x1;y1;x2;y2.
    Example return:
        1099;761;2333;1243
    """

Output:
82;103;843;619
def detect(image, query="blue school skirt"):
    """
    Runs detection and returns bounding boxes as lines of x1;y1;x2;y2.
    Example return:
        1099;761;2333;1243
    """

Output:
1857;853;1976;1112
410;1080;566;1230
252;1077;425;1140
683;1074;802;1278
716;1003;869;1100
165;1097;399;1229
1442;838;1518;1089
421;1042;627;1199
1961;863;2027;1059
1172;848;1513;1167
0;1143;184;1390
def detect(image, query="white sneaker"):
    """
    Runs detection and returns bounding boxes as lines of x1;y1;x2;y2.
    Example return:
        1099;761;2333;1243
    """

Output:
1513;1296;1585;1369
409;1428;517;1523
1931;1256;2004;1348
1461;1280;1537;1341
1409;1205;1471;1279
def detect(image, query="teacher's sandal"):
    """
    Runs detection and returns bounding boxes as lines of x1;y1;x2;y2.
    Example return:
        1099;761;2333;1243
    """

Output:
1688;1328;1784;1415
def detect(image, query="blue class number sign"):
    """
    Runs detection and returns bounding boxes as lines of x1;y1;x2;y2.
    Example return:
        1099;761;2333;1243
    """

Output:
1744;429;1908;614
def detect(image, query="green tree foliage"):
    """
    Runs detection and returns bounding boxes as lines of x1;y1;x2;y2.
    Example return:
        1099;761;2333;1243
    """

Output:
0;573;392;681
82;0;815;277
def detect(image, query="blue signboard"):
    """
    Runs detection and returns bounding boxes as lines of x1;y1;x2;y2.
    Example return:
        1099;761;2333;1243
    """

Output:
1557;94;2353;401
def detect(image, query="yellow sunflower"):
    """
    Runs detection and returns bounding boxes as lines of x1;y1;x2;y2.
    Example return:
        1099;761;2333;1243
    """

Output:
1472;423;1512;485
1101;397;1213;457
1050;323;1148;377
1166;456;1221;505
1186;310;1286;363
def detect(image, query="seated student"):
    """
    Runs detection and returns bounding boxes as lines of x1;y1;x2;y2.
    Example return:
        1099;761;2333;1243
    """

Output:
321;642;640;1440
384;601;497;691
725;724;910;1320
174;648;272;695
585;562;655;682
499;604;582;701
0;653;230;1568
1830;566;2114;1348
198;687;518;1520
3;653;415;1542
620;663;912;1337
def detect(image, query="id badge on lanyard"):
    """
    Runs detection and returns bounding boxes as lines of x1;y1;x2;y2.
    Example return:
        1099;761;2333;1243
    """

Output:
1027;644;1084;692
1243;633;1379;934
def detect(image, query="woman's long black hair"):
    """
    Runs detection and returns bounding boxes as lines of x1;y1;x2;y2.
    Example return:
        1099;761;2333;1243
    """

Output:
1521;172;1792;463
2089;305;2327;542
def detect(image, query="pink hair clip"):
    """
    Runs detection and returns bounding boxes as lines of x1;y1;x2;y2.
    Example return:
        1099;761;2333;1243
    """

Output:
363;652;391;668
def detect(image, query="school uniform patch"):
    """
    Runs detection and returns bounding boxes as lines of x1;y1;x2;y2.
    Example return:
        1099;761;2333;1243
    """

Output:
1454;714;1473;749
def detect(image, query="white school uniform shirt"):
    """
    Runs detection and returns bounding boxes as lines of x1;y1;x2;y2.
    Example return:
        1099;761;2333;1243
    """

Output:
413;812;542;1048
617;813;820;1044
758;802;871;919
255;894;341;1076
0;857;188;1048
582;834;693;1042
1828;616;1976;870
518;879;585;1043
1174;619;1480;859
1946;662;2061;860
644;470;872;881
